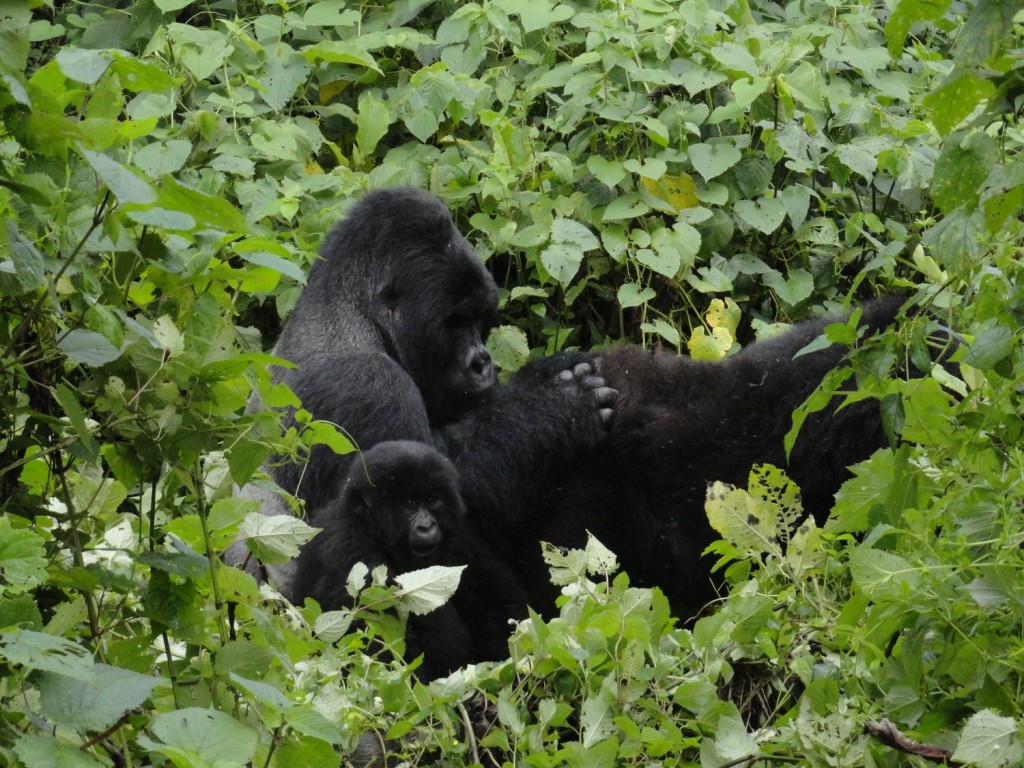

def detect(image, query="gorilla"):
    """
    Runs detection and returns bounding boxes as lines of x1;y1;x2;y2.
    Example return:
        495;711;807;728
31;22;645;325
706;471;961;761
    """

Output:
288;440;477;681
520;295;915;619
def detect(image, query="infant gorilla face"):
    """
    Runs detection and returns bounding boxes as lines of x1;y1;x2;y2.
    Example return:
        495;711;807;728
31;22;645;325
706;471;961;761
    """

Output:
344;441;466;571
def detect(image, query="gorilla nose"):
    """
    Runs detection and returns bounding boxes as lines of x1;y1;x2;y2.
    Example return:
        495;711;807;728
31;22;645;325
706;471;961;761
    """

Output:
466;347;495;391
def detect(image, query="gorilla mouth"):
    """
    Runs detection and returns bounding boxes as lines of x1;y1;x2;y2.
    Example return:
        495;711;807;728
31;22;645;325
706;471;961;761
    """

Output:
411;541;440;558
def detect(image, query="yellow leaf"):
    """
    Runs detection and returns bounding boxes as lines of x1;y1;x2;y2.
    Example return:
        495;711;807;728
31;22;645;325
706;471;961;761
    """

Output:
641;172;699;212
319;80;350;104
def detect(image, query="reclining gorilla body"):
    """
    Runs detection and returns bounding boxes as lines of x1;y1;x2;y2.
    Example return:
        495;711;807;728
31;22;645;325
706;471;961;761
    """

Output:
513;296;904;619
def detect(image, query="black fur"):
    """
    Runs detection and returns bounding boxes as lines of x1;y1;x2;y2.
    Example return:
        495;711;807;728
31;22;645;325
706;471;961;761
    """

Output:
524;297;907;620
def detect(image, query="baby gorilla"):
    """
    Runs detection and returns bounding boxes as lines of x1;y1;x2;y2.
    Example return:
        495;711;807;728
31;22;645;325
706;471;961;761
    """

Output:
288;440;474;680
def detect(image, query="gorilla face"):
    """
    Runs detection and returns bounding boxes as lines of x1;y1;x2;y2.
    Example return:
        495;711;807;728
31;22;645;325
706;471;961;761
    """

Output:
345;441;466;573
381;207;500;424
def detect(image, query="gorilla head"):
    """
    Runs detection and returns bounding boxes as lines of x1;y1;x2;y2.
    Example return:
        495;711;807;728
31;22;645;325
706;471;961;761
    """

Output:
338;440;466;574
304;188;499;425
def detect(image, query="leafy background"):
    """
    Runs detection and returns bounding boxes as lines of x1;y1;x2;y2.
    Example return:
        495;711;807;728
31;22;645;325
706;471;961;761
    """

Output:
1;0;1023;765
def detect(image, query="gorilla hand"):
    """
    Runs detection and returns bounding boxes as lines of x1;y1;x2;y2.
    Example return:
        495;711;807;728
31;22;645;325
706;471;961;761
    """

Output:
556;360;618;426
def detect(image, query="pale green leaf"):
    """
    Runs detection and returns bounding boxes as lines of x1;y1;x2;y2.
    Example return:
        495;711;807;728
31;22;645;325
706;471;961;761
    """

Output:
39;664;158;733
393;565;465;615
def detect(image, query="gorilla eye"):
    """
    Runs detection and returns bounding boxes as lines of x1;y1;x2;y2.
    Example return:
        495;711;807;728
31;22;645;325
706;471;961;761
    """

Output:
381;285;399;310
401;498;419;511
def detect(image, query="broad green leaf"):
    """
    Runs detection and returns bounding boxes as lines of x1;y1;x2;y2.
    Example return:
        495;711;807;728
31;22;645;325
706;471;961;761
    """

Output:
236;251;306;284
580;695;614;747
885;0;950;56
763;268;813;306
689;142;741;181
733;197;786;234
39;664;158;733
393;565;465;615
951;0;1018;67
0;1;31;73
923;70;996;137
641;318;681;347
260;47;312;112
931;131;999;214
952;710;1023;768
487;324;530;371
302;41;381;72
617;283;656;309
848;547;920;599
4;220;45;292
230;674;291;713
688;326;733;361
602;194;650;221
0;629;94;680
237;512;320;566
158;176;247;233
55;47;113;84
143;707;258;767
587;156;626;188
0;517;47;594
152;315;184;357
312;609;354;643
285;706;345;745
125;207;195;230
356;93;390;157
134;139;191;177
78;147;157;205
13;734;103;768
962;322;1014;370
635;246;680;278
165;24;231;80
57;329;122;366
304;1;360;27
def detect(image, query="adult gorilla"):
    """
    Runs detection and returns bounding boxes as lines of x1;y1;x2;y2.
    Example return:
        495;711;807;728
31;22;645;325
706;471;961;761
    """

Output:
523;295;921;620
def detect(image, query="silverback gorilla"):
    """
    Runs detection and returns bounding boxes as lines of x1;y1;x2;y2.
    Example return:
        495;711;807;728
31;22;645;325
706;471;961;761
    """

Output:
288;441;476;681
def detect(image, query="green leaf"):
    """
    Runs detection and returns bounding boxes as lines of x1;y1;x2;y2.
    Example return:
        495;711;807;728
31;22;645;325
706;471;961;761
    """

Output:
924;70;997;137
285;706;345;745
689;142;742;182
302;41;380;71
313;609;354;642
393;565;465;615
931;131;999;214
617;283;656;309
763;268;813;306
78;147;157;205
237;513;320;566
733;197;787;234
0;629;94;680
165;24;231;80
55;48;114;84
142;707;258;767
885;0;950;56
587;156;626;189
848;547;920;599
0;517;47;595
13;734;104;768
951;0;1019;67
4;220;46;292
952;710;1023;768
57;329;122;367
962;321;1014;370
134;139;191;177
304;1;361;27
0;1;31;73
260;46;312;112
487;324;530;371
39;664;158;733
356;93;390;157
158;176;247;233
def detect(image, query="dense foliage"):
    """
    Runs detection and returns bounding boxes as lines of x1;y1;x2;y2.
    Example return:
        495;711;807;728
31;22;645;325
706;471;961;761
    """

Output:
1;0;1023;765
